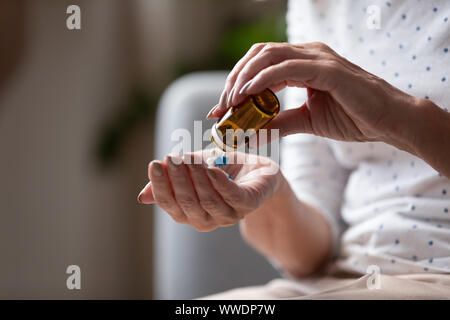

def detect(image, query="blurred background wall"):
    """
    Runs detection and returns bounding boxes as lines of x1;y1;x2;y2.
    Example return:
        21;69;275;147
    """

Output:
0;0;286;299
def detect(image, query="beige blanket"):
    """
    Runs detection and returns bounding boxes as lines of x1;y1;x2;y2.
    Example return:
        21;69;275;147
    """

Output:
202;273;450;300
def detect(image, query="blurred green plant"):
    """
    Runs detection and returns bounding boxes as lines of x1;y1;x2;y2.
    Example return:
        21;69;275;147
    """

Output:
217;14;287;66
96;89;155;167
173;13;287;78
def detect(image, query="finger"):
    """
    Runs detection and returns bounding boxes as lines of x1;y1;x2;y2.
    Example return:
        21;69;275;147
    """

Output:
268;81;299;93
149;160;187;223
244;59;337;96
205;167;255;212
264;102;313;139
166;156;211;224
210;43;267;118
184;154;237;225
137;181;155;204
230;45;316;106
225;43;267;93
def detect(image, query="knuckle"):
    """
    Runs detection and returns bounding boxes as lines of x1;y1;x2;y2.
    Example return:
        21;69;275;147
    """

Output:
319;51;337;62
199;198;220;212
323;59;341;74
176;196;197;209
157;198;176;210
215;215;238;226
281;59;298;69
251;42;266;51
171;214;187;224
239;66;253;80
315;41;330;51
223;194;242;204
262;43;281;54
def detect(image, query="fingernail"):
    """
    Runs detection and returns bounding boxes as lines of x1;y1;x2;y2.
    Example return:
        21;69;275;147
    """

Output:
138;181;154;204
137;182;150;203
239;80;253;95
227;88;235;107
167;155;182;170
217;89;228;111
206;168;217;180
137;192;143;203
182;154;195;166
151;161;164;176
206;105;219;119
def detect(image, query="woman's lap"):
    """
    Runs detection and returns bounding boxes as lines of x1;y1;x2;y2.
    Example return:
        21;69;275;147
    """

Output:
201;273;450;300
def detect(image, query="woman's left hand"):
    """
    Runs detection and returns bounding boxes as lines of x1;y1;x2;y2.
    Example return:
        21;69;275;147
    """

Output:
207;42;424;153
137;150;283;232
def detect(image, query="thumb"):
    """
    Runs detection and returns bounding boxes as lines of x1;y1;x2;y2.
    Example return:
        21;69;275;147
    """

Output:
264;102;313;139
264;88;320;140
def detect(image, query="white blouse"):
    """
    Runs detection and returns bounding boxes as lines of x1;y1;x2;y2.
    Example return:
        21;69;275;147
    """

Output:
282;0;450;275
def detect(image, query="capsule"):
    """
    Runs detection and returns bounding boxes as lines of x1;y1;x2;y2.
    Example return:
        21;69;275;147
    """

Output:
211;89;280;152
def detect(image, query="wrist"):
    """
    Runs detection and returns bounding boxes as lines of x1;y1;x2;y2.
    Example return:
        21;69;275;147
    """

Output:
403;98;450;175
382;95;424;155
240;172;291;226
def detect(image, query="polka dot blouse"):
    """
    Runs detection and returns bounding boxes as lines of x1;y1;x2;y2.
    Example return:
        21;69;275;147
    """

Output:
282;0;450;275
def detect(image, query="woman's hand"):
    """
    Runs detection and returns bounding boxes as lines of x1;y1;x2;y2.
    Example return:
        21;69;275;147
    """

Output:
138;149;334;276
207;42;422;153
137;150;282;232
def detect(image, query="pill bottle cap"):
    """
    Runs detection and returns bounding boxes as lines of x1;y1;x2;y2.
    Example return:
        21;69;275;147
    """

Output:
211;123;235;152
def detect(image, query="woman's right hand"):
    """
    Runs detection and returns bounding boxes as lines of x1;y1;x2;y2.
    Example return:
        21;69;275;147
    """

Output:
207;42;423;154
137;150;283;232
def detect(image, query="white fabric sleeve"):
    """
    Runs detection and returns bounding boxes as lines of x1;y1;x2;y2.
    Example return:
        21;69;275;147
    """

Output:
280;89;350;257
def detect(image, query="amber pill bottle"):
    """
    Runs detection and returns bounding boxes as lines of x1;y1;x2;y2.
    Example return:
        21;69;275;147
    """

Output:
211;89;280;152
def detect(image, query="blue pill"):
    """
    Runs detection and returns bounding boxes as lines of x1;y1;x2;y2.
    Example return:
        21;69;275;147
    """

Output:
214;156;228;167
